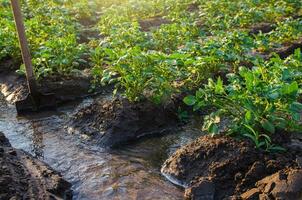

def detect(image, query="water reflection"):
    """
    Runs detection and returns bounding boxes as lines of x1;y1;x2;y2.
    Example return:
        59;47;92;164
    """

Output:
0;95;202;199
31;121;45;159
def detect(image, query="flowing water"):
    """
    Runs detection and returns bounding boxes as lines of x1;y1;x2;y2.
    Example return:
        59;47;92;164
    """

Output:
0;95;202;200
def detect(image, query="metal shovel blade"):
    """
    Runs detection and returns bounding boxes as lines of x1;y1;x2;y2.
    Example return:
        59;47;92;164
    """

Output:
15;92;57;115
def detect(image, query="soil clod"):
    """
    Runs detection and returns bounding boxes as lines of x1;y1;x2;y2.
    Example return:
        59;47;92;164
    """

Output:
69;98;178;148
161;135;302;199
0;132;72;200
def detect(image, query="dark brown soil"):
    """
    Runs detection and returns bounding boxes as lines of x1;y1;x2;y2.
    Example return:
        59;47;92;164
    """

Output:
69;98;179;148
241;40;302;70
0;56;20;73
161;134;302;200
0;132;72;200
0;71;109;105
256;38;302;60
249;15;302;36
78;28;102;44
272;38;302;59
139;16;171;32
241;168;302;200
78;16;98;27
249;23;275;35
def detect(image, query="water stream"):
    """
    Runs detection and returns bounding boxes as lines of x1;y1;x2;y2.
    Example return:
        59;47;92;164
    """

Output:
0;95;202;200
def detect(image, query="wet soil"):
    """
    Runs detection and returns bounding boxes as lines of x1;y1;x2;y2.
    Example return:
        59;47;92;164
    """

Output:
0;93;203;199
0;71;109;105
0;57;196;200
1;12;300;200
0;132;72;200
69;98;179;148
161;134;302;200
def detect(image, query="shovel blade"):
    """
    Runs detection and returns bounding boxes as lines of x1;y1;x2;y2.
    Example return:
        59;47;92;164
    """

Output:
15;92;57;115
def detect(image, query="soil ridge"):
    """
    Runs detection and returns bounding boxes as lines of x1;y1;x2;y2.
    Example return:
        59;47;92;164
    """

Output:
0;132;72;200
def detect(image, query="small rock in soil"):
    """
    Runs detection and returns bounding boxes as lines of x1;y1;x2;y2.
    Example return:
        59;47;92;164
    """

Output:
243;168;302;200
184;178;215;200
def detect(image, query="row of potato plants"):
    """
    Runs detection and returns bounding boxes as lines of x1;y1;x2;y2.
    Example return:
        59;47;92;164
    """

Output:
0;0;301;149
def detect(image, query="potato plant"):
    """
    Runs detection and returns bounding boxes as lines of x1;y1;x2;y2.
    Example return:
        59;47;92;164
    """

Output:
1;0;302;149
90;0;302;103
184;50;302;150
0;0;88;78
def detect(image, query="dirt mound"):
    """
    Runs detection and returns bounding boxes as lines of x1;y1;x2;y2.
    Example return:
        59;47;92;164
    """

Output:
161;135;302;199
0;132;72;199
69;98;179;148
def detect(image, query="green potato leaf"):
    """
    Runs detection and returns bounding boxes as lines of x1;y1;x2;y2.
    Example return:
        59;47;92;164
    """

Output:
183;95;197;106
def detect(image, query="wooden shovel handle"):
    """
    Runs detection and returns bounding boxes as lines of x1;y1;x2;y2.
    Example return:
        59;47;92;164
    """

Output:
10;0;38;94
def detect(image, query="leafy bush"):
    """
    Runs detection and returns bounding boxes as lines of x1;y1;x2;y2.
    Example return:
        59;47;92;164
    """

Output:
184;50;302;150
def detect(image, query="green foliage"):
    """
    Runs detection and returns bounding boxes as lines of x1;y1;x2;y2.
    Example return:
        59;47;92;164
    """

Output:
184;53;302;150
90;0;302;103
1;0;301;150
0;0;88;78
199;0;301;30
255;18;302;52
0;1;19;60
1;0;301;88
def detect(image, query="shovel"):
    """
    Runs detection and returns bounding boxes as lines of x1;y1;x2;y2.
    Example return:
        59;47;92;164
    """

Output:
11;0;56;115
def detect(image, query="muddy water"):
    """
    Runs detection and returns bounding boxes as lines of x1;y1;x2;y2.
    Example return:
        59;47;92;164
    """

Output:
0;95;202;200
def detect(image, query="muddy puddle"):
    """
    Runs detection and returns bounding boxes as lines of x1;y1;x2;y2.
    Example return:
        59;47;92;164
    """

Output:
0;94;203;200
